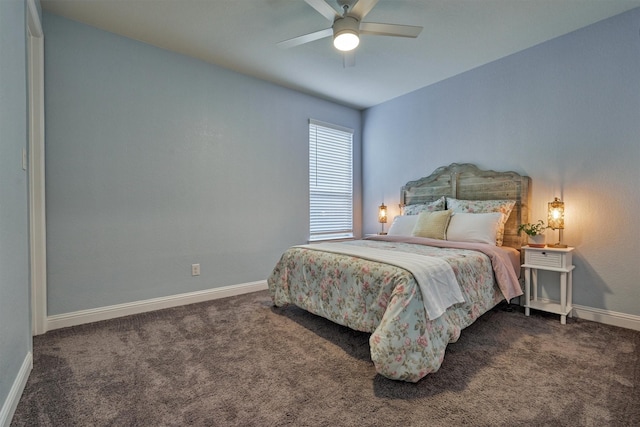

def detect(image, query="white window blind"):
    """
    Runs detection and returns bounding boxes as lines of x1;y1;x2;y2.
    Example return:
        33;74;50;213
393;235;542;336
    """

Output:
309;119;353;241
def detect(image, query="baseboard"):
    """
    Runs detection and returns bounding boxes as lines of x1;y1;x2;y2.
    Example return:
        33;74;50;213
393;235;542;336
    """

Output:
571;304;640;331
47;280;268;331
0;352;32;427
521;297;640;331
44;281;640;332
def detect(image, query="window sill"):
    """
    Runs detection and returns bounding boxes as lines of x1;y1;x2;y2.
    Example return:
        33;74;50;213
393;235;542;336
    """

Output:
308;236;354;244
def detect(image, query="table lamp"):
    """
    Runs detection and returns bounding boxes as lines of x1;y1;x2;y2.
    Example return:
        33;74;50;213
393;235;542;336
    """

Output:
548;197;567;248
378;203;388;235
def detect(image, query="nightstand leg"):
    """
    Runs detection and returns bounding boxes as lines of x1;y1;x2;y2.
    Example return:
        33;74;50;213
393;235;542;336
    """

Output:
524;267;531;317
532;269;538;301
567;271;573;319
560;272;567;325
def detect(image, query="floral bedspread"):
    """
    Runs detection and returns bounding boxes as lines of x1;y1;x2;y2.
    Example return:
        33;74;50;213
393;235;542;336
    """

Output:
268;239;507;382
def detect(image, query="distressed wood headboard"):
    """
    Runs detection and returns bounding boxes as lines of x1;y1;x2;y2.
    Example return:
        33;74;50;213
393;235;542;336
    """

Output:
401;163;531;249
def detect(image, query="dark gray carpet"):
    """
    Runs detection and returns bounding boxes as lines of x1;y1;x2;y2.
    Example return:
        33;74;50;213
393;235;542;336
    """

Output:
11;290;640;426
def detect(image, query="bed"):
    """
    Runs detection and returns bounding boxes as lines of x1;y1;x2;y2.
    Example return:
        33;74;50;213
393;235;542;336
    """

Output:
268;163;531;382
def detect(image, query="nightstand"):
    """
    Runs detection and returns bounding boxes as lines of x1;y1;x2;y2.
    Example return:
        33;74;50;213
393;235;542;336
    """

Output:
521;246;575;324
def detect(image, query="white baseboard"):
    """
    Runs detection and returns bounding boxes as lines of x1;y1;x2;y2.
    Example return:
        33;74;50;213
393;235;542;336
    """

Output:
571;303;640;331
1;352;32;427
44;281;640;332
519;296;640;331
47;280;268;331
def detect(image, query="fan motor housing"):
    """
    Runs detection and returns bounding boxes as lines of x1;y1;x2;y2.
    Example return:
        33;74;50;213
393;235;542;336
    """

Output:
333;15;359;36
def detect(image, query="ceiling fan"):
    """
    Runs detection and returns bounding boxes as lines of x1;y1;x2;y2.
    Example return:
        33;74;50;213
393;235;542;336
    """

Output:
278;0;423;58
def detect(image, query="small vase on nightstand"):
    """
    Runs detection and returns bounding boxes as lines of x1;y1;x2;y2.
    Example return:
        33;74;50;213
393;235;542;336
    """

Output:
528;234;546;248
518;220;549;248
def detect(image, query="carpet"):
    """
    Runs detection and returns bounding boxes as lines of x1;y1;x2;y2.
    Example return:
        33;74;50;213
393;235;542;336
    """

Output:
11;290;640;426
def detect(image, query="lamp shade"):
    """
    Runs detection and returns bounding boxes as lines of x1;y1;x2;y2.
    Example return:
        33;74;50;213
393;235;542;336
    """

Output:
378;203;387;224
548;197;565;230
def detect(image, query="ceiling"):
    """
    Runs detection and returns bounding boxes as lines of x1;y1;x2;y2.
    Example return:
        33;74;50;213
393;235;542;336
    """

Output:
41;0;640;110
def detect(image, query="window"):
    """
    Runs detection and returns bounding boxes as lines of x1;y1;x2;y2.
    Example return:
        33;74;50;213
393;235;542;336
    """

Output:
309;119;353;241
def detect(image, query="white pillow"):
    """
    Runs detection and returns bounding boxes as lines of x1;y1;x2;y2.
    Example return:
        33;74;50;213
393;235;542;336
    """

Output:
446;212;503;245
387;215;419;236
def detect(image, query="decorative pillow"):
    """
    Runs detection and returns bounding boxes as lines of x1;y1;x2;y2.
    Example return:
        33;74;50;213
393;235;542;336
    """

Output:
403;196;445;215
387;215;420;236
411;210;452;240
446;212;503;245
446;198;516;246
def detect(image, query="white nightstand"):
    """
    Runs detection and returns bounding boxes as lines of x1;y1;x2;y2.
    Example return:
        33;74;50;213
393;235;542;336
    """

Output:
521;246;575;324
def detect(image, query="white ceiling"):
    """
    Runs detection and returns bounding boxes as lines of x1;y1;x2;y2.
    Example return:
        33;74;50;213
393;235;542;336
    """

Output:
41;0;640;110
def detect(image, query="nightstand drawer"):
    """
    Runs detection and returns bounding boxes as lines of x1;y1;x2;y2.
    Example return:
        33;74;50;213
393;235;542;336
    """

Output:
525;250;569;268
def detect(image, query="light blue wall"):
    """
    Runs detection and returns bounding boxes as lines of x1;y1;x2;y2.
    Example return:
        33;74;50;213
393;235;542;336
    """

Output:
43;13;362;315
0;0;32;415
363;9;640;316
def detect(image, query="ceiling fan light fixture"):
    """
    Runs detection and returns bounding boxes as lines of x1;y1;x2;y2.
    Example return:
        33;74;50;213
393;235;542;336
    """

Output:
333;16;360;51
334;31;359;51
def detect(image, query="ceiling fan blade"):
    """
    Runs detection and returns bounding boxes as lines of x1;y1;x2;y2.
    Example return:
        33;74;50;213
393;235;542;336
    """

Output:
304;0;339;21
349;0;379;20
360;22;423;38
343;51;355;68
277;28;333;49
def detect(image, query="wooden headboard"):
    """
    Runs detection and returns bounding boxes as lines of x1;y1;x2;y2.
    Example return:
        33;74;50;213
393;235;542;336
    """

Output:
401;163;531;249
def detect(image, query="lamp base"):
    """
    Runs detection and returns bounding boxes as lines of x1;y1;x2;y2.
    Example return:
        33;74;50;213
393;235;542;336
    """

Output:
378;232;387;236
548;242;568;248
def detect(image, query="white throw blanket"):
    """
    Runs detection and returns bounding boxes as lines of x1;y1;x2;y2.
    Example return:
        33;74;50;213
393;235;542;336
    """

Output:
298;243;464;320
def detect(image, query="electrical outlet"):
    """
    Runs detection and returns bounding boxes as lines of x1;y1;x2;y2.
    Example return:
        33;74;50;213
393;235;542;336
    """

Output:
191;263;200;276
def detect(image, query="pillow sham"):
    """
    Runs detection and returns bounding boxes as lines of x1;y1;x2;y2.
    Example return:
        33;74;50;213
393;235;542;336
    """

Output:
403;196;445;215
446;212;502;245
387;215;420;236
446;198;516;246
411;209;452;240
